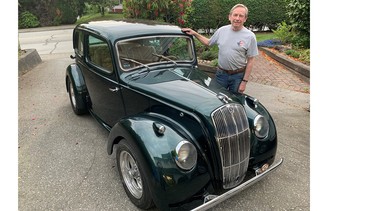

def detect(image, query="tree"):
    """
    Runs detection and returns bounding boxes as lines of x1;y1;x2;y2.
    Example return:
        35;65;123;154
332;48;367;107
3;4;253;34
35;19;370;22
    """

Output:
185;0;287;32
18;0;86;27
284;0;310;48
88;0;117;16
122;0;191;26
286;0;310;36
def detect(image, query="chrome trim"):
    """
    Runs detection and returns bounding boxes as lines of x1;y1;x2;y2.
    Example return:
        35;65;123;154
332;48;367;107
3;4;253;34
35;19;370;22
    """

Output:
211;103;251;189
191;158;283;211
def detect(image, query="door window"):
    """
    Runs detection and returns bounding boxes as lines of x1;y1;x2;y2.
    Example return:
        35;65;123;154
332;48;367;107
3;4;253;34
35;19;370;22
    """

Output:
88;35;113;73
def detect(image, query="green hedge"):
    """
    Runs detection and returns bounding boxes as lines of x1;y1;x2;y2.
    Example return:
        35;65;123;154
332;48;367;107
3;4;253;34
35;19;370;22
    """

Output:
186;0;287;31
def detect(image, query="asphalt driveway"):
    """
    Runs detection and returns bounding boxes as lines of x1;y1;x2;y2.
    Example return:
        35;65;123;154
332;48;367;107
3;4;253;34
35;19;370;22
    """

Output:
18;53;310;210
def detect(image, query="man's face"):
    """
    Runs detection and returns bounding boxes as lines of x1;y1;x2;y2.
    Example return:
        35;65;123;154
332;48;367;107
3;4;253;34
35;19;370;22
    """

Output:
228;7;247;30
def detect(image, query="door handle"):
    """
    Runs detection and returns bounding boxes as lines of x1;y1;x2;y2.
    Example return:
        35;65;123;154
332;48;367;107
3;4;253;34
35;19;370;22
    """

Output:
109;87;120;92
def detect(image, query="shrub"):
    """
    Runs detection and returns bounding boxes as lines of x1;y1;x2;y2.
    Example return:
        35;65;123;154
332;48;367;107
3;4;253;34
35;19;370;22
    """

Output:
211;58;218;67
200;50;217;61
299;49;310;64
272;21;293;44
291;34;310;49
285;49;300;58
19;11;40;29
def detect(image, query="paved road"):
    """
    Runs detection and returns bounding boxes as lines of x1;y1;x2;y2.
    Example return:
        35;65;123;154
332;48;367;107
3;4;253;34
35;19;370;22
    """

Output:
18;53;309;211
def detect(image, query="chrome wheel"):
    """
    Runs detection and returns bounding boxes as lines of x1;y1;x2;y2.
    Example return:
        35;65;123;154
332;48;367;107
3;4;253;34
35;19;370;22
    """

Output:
69;81;77;108
119;151;143;199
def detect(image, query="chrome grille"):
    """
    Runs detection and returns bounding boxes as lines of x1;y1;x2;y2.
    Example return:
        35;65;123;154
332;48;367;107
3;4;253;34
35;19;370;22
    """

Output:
211;103;251;189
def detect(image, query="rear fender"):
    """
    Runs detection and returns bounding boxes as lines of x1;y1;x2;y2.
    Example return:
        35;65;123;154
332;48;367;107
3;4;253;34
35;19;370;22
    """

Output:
65;63;87;95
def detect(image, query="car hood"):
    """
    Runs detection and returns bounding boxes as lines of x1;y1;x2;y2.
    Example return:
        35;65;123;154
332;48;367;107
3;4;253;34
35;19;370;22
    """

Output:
123;67;241;115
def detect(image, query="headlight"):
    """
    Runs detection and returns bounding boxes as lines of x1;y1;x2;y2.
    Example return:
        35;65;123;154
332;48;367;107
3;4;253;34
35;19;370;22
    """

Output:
254;115;269;139
174;140;197;170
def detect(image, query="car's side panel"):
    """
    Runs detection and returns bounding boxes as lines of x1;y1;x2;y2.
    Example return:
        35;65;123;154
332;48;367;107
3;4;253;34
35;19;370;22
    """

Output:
79;33;126;127
107;115;211;209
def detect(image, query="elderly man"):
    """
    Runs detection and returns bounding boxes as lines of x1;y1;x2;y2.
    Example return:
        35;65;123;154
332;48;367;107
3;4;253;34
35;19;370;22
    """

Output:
182;4;258;94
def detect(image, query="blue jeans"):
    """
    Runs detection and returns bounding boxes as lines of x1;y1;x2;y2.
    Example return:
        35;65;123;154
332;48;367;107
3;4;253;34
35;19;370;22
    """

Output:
215;68;245;94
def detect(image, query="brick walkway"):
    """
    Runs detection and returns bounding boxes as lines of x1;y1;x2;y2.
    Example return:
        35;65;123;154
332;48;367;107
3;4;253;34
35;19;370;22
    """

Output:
251;50;310;93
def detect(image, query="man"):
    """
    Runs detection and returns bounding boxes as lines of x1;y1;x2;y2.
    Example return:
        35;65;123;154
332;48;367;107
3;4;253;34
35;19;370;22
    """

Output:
182;4;258;94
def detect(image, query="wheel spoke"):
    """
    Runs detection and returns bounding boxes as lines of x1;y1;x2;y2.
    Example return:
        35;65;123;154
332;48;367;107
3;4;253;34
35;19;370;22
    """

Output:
119;150;143;199
69;82;76;107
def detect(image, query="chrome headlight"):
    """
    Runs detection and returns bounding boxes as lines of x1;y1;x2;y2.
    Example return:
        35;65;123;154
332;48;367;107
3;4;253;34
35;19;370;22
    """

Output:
174;140;197;170
254;115;269;139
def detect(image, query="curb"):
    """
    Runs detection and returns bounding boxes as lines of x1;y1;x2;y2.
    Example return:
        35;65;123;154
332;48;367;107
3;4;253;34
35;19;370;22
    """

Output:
18;49;42;76
259;47;310;81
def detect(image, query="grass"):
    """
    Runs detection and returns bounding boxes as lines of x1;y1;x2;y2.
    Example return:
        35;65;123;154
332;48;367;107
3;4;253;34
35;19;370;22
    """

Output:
255;32;277;42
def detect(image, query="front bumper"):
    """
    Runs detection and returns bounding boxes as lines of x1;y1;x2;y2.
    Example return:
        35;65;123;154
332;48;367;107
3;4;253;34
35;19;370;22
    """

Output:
191;158;283;211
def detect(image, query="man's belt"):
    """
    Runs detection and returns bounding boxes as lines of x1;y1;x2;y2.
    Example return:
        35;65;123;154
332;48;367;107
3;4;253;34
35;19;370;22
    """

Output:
218;66;246;75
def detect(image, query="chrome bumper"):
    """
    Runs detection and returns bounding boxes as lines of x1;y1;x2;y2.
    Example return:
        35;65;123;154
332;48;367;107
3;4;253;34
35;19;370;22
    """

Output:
191;158;283;211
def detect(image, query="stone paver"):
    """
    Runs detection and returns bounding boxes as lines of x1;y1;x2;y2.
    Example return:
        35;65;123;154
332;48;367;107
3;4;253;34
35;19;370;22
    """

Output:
251;51;310;93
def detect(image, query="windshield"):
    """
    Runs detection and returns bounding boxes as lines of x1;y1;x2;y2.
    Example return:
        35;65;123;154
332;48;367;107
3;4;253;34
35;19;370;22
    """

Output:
116;35;195;71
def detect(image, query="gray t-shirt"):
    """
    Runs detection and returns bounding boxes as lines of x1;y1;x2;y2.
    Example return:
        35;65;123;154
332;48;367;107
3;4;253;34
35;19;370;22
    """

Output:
209;25;258;70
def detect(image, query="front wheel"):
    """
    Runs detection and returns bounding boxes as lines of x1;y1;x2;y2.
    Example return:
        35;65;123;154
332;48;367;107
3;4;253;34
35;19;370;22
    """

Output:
116;139;154;209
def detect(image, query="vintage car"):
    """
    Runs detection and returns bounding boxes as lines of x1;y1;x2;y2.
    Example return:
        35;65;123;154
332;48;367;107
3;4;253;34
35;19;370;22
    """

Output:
65;20;283;210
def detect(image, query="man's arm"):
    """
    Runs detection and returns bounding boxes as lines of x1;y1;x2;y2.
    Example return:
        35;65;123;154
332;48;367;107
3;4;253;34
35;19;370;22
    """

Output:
181;28;210;46
238;56;255;93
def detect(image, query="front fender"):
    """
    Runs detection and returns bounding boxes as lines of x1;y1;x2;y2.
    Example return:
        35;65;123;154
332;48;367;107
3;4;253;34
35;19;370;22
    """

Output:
107;113;211;209
65;63;87;94
242;95;278;166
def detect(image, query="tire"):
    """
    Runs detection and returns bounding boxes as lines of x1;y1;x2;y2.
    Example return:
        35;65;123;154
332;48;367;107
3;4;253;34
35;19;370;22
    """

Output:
116;139;154;209
67;77;88;115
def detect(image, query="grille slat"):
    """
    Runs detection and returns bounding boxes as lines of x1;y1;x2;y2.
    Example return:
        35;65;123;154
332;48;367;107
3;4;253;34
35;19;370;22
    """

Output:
212;104;251;189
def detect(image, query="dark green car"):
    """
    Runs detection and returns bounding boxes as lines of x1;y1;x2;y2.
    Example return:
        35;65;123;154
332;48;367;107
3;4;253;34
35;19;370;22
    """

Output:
65;20;282;210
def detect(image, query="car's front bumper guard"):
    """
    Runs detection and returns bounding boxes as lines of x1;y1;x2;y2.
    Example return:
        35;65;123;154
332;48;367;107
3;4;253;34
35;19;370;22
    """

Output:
191;158;284;211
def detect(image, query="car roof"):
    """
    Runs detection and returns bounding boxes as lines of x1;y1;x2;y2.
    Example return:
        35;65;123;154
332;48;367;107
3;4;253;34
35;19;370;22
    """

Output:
76;20;186;42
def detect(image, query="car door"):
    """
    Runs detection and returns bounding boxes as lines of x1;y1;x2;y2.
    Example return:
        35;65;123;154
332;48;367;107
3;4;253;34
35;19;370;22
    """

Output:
79;33;126;127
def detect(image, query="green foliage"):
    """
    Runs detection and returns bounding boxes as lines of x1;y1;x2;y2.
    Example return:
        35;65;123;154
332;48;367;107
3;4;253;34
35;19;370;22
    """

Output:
285;49;300;58
286;0;310;36
255;32;277;42
18;0;85;27
55;0;80;24
18;11;40;29
272;21;309;48
272;21;294;44
187;0;235;32
168;38;191;59
245;0;287;30
186;0;287;31
76;13;124;25
122;0;191;26
211;58;218;67
201;50;218;61
291;33;309;48
299;49;310;64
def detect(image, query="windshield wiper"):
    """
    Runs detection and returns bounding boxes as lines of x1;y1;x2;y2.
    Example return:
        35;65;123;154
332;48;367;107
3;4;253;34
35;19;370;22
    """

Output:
120;57;150;70
121;57;150;79
152;53;177;67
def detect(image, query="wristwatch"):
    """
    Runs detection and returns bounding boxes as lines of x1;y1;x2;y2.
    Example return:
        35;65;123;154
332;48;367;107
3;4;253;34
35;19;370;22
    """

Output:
242;79;248;82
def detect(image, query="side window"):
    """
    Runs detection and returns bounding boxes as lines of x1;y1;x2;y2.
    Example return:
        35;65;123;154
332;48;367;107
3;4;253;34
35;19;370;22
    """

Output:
73;30;84;57
77;32;84;56
87;35;113;73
